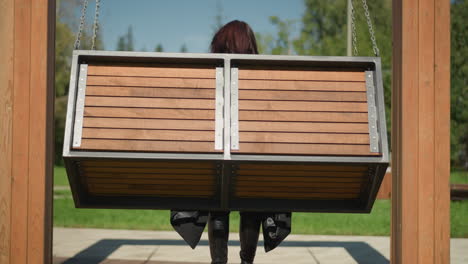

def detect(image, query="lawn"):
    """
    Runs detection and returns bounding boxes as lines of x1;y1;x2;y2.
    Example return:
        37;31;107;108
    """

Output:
53;166;468;237
451;170;468;184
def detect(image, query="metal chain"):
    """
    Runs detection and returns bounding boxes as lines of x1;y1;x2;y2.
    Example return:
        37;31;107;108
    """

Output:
361;0;380;56
91;0;101;50
350;0;358;56
74;0;89;49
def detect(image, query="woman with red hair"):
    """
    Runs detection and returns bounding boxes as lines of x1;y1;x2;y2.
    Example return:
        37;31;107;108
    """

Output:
171;20;291;264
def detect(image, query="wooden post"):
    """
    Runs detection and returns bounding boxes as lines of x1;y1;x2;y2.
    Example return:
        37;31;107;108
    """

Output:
0;0;55;263
391;0;451;263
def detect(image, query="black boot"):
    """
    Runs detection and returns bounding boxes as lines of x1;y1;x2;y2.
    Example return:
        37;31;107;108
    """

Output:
208;212;229;264
239;212;261;264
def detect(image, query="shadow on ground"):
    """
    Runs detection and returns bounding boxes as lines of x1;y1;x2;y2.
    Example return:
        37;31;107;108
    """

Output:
55;239;389;264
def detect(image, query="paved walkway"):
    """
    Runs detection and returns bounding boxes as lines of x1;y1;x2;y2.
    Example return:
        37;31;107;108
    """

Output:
53;228;467;264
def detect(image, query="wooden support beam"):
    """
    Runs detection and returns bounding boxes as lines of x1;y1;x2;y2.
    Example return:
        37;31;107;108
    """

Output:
391;0;450;263
0;0;55;263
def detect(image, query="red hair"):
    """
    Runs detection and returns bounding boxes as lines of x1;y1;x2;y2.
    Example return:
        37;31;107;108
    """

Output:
210;20;258;54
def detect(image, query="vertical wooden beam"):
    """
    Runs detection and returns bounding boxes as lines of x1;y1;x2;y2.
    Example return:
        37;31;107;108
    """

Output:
27;0;54;262
11;0;32;263
391;0;450;263
0;0;54;263
433;0;451;262
0;0;15;263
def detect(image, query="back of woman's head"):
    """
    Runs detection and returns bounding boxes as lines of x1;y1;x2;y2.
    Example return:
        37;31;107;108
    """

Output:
210;20;258;55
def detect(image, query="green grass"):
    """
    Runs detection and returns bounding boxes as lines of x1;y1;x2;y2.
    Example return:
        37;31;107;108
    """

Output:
451;201;468;237
292;201;391;236
451;170;468;184
54;166;70;186
53;166;468;237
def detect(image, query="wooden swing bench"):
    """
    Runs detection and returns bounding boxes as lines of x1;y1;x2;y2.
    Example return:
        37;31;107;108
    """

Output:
63;50;389;213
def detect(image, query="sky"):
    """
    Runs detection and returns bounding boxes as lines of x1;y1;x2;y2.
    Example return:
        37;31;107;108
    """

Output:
83;0;305;52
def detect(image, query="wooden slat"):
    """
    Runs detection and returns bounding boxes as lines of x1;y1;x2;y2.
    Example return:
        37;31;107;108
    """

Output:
85;107;215;120
87;178;213;185
81;160;214;169
85;96;215;109
82;167;214;174
86;86;215;99
239;100;368;112
84;173;213;180
78;139;219;153
83;118;215;131
88;182;214;191
236;176;363;183
88;188;213;197
235;191;359;199
239;79;366;91
236;181;362;188
234;143;379;156
87;76;215;88
238;170;365;177
239;90;366;102
239;69;365;81
239;164;368;172
88;65;215;78
240;121;369;133
236;186;360;193
239;110;368;122
82;128;214;142
240;132;369;144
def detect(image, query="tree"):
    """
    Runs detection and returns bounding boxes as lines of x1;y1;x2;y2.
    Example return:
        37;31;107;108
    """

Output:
293;0;348;56
154;43;164;52
212;0;225;35
451;0;468;168
180;43;188;53
116;26;135;51
256;16;297;55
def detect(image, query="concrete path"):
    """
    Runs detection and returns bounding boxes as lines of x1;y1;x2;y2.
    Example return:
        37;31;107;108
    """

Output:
53;228;467;264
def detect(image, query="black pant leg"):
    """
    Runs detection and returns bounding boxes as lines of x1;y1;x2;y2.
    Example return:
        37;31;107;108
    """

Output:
239;212;262;263
208;211;230;264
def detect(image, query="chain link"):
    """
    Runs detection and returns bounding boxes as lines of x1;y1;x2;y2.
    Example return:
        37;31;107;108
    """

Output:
74;0;89;50
361;0;380;56
91;0;101;50
350;0;358;56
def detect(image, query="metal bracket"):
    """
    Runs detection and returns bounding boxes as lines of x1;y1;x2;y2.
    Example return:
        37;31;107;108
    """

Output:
365;71;379;153
72;64;88;148
230;68;239;150
214;67;224;150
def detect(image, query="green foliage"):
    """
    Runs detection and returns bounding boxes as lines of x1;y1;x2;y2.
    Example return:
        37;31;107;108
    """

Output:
180;43;188;53
294;0;348;56
154;43;164;52
116;26;135;51
54;1;104;165
451;0;468;168
212;0;225;36
256;16;296;55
